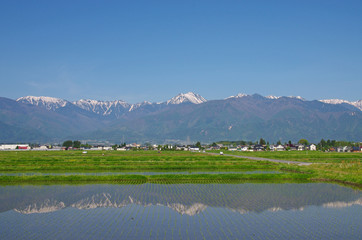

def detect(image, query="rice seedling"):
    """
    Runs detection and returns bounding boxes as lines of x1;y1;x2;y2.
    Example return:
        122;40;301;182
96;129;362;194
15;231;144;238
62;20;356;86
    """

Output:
1;150;360;187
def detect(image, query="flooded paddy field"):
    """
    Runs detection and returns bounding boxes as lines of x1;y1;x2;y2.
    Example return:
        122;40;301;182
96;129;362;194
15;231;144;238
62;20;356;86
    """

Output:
0;183;361;239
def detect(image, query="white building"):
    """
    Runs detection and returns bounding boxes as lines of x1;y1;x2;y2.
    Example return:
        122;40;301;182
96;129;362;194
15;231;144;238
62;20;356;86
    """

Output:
276;145;285;151
189;147;200;151
309;144;316;151
0;144;30;150
240;146;249;151
32;145;48;151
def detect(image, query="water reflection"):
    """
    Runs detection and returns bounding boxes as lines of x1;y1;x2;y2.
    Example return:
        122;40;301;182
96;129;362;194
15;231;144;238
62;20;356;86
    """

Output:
0;183;361;240
1;183;361;215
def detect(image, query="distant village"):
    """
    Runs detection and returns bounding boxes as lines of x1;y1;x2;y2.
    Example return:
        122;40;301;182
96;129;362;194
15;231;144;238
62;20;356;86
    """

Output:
0;139;361;152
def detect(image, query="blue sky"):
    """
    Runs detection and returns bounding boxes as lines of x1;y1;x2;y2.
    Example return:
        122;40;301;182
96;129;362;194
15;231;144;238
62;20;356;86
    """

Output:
0;0;361;103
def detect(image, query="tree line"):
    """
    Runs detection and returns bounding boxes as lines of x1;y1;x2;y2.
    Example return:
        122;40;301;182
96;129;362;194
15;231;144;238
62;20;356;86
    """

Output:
62;140;81;149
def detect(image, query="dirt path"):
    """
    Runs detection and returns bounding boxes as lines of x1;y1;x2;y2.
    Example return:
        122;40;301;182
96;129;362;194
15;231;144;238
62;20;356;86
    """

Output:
208;153;313;166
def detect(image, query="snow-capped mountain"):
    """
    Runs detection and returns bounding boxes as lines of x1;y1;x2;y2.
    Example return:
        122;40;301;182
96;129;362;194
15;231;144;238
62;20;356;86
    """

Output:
167;202;207;216
322;198;362;209
265;95;280;99
16;94;362;114
13;192;208;216
288;96;305;100
228;94;305;101
14;199;66;214
166;92;207;105
226;93;249;99
5;92;361;143
319;99;362;111
128;101;152;111
320;99;351;105
265;95;305;100
17;96;69;111
16;92;207;117
73;99;131;116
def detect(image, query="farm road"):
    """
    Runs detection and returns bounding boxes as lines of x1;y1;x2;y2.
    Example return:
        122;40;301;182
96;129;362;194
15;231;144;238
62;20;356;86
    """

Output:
208;153;313;166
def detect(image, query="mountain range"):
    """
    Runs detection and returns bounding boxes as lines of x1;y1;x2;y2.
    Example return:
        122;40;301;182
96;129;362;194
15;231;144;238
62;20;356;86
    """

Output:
1;92;361;143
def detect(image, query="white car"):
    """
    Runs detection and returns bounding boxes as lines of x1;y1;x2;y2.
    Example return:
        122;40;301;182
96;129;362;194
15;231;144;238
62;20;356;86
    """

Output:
220;151;223;155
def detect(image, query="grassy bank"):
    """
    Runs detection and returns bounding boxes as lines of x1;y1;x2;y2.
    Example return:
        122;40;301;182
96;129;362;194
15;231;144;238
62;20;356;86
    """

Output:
281;161;361;187
212;150;361;186
0;173;310;185
217;150;361;163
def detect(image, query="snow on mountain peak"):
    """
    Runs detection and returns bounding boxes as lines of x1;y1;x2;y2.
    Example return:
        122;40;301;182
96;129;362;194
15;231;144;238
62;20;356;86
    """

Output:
320;99;349;105
73;99;131;116
265;95;280;99
352;100;362;111
16;96;68;110
128;101;152;112
74;99;129;107
167;92;207;105
14;199;66;214
288;96;305;100
320;99;362;111
226;93;248;99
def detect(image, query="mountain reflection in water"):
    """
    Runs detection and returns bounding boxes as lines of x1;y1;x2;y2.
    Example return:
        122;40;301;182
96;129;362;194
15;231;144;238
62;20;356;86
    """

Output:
1;183;361;215
1;183;361;240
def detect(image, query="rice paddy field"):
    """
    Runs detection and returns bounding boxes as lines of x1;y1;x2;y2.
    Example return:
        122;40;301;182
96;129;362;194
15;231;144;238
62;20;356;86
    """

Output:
0;150;361;239
217;150;362;188
220;150;362;163
0;150;277;172
0;150;360;187
0;183;361;239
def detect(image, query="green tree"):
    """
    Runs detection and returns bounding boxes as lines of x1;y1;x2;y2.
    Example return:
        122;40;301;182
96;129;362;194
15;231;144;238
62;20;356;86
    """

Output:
317;139;326;150
62;140;73;149
73;140;81;149
298;139;309;145
81;143;92;148
277;140;282;145
259;138;266;145
195;141;202;149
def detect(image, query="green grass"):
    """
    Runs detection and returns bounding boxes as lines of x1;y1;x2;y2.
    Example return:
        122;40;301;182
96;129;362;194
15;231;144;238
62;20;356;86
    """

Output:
0;150;276;171
216;150;362;163
0;150;360;188
210;150;362;187
0;173;310;185
288;161;361;187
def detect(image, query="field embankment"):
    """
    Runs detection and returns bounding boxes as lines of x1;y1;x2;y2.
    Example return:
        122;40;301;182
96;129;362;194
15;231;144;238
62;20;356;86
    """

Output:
212;150;361;188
